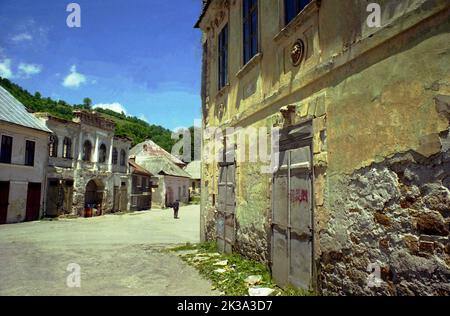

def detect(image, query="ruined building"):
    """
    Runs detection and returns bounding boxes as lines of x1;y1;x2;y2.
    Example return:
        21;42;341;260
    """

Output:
36;111;132;217
0;86;51;224
196;0;450;295
130;140;191;208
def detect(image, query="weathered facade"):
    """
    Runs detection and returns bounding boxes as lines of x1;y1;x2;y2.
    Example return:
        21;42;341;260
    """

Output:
129;159;156;211
0;86;51;224
130;140;191;208
197;0;450;295
36;111;131;217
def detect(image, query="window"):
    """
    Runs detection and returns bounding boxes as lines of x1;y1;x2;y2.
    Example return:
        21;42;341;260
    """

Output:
25;140;35;166
83;140;92;162
63;137;72;159
0;135;13;164
218;24;228;90
285;0;312;25
49;135;58;158
112;148;118;165
243;0;258;65
120;150;126;166
99;144;107;163
142;177;147;190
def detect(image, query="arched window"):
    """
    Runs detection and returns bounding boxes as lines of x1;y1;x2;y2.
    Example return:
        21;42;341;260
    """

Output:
120;149;126;166
83;140;92;162
49;135;58;157
112;148;118;165
63;137;72;159
99;144;107;163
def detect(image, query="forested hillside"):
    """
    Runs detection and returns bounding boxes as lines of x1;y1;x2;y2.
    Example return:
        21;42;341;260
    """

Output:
0;77;176;151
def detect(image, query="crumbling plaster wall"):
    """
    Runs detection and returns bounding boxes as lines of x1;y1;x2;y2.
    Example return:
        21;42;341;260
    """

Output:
200;0;450;294
317;26;450;295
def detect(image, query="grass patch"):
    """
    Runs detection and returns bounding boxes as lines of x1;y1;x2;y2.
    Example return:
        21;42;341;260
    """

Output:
171;242;314;296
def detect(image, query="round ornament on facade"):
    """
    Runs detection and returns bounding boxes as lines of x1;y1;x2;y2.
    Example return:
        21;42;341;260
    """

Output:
291;39;306;67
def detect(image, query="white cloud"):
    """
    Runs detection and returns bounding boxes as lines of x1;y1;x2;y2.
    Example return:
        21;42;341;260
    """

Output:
94;102;127;114
18;63;42;78
0;59;13;79
62;65;86;88
12;33;33;42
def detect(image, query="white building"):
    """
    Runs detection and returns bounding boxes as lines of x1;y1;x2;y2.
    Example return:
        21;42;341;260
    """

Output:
0;86;52;224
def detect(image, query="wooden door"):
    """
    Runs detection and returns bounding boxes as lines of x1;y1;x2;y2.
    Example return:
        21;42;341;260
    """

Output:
26;183;41;222
0;182;10;224
217;163;236;254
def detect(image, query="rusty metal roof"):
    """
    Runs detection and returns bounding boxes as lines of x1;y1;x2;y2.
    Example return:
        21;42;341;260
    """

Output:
131;139;186;167
129;159;154;177
0;86;52;133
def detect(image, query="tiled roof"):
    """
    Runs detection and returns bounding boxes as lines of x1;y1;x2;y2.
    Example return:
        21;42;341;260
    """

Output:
0;86;52;133
185;160;201;180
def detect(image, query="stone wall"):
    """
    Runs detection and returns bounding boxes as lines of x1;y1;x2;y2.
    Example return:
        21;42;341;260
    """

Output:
319;130;450;295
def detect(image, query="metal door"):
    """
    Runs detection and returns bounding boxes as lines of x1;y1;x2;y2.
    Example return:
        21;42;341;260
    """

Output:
26;183;41;222
0;181;10;224
217;163;236;254
272;145;313;290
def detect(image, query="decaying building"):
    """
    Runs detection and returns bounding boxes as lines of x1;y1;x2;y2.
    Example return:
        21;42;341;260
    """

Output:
36;111;132;217
196;0;450;295
130;140;191;208
129;158;156;211
185;160;202;195
0;86;51;224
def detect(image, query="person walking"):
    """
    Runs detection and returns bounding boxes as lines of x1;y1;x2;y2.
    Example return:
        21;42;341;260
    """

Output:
173;200;180;219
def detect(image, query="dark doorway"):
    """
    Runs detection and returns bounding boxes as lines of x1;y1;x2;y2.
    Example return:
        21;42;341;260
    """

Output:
26;183;41;222
0;181;10;224
85;180;103;211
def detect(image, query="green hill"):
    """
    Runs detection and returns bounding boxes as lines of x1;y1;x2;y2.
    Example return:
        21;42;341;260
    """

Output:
0;77;176;152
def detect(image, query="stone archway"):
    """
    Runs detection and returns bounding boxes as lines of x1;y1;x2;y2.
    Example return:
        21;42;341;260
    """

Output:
85;179;105;216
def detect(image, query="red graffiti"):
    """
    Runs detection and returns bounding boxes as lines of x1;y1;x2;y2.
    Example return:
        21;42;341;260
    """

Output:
290;189;309;204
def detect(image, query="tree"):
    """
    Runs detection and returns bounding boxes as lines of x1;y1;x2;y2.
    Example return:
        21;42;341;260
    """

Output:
82;97;92;110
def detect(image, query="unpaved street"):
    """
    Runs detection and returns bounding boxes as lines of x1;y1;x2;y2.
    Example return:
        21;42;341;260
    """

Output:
0;205;217;296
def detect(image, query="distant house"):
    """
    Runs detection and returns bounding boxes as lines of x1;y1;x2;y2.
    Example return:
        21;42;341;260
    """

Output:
130;140;191;208
0;86;52;224
185;160;201;195
129;158;157;211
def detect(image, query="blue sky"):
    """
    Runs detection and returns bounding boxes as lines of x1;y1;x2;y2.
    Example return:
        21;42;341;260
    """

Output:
0;0;203;130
